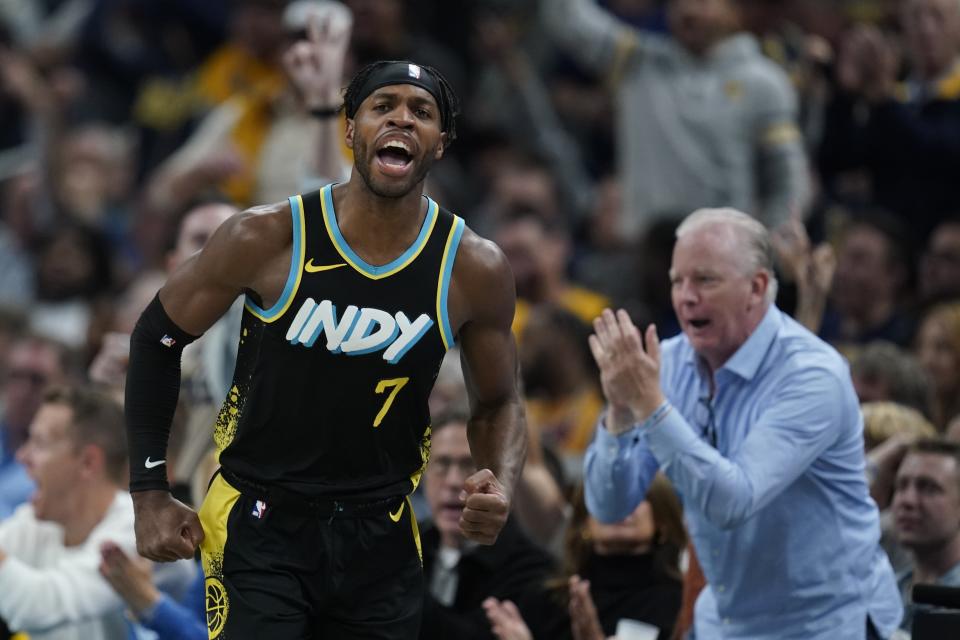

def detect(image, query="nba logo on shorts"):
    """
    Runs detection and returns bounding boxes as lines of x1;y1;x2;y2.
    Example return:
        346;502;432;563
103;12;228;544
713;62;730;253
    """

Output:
160;335;176;348
252;500;268;519
408;64;421;79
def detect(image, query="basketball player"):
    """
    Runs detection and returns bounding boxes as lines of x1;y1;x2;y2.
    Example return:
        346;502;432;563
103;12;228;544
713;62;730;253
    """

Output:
124;60;527;638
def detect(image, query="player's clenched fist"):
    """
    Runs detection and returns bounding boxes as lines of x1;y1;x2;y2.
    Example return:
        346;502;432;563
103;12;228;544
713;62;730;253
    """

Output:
132;490;204;562
459;468;509;545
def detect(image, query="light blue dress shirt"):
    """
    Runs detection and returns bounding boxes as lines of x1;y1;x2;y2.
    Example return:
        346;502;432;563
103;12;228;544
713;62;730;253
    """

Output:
585;306;902;639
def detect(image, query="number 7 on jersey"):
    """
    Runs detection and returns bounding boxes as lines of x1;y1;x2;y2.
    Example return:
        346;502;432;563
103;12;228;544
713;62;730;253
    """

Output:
373;377;409;427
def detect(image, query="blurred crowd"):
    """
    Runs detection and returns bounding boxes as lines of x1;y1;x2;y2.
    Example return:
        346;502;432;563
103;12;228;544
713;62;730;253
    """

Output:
1;0;960;638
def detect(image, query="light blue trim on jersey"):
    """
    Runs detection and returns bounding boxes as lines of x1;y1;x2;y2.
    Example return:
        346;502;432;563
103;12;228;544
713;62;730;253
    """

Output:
322;185;438;278
438;216;465;349
245;195;304;321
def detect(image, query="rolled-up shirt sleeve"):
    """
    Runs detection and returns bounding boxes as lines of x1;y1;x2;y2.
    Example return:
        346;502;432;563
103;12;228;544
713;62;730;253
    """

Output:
646;367;845;530
584;413;661;523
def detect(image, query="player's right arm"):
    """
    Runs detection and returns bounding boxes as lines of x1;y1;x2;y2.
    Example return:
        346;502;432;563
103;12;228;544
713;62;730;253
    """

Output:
126;202;292;561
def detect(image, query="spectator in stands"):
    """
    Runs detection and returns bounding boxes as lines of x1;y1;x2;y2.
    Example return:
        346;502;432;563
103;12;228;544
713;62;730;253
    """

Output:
892;440;960;632
30;222;115;352
584;208;901;638
865;403;938;460
419;412;554;640
99;540;206;640
345;0;466;96
863;402;938;574
916;303;960;431
493;211;609;340
573;176;641;307
543;0;809;238
851;342;931;417
0;334;70;519
520;305;603;478
770;217;836;334
919;217;960;305
484;474;685;640
821;214;915;350
819;0;960;242
0;386;136;638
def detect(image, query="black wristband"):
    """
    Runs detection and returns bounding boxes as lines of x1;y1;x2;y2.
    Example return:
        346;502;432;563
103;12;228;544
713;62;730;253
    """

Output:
125;294;200;493
310;105;342;119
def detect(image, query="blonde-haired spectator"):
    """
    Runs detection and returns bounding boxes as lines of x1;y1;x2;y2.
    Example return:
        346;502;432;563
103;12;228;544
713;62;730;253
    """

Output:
916;303;960;431
863;402;938;452
864;403;939;575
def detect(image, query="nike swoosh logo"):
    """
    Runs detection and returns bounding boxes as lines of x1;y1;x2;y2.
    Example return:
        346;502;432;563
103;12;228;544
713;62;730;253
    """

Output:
144;457;166;469
305;259;347;273
388;501;405;522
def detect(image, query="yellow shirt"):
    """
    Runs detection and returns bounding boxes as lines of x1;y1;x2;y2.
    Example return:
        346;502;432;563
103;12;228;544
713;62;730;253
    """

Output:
195;44;286;205
512;285;610;339
526;386;604;456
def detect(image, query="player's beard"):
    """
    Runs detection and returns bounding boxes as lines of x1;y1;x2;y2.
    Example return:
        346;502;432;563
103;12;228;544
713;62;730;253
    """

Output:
354;136;436;199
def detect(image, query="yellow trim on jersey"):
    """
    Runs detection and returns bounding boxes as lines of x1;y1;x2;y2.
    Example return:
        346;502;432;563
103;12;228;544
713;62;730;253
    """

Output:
436;217;464;350
320;186;439;280
408;495;422;563
244;194;306;322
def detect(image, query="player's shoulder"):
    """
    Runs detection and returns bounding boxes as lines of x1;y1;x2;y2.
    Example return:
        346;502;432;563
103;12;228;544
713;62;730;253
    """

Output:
216;199;293;252
449;224;516;325
453;224;512;283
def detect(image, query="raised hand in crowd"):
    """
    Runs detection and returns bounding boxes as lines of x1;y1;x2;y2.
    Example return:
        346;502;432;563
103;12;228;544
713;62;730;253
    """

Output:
772;218;836;334
569;576;607;640
483;596;534;640
283;5;352;112
282;3;353;184
99;540;161;617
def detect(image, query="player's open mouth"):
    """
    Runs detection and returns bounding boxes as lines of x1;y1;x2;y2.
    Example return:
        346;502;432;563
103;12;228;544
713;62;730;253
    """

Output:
375;140;414;177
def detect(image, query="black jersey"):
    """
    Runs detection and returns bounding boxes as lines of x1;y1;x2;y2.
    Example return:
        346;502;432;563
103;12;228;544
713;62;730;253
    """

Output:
214;185;465;500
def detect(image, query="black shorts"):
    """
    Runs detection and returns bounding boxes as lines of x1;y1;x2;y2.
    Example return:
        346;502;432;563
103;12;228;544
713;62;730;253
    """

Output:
198;470;423;639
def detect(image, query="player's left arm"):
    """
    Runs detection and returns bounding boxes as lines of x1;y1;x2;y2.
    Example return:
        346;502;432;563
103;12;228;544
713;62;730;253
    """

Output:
451;229;527;545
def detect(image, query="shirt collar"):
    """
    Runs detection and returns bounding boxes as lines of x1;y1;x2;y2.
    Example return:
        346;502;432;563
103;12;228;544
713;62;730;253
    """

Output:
722;305;781;381
682;305;782;381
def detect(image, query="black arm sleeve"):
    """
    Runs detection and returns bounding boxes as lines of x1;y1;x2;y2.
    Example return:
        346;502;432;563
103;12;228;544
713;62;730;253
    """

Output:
125;294;200;493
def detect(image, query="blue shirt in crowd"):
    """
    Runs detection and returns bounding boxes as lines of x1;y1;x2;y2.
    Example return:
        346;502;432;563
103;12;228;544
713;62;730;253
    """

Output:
585;306;902;639
0;424;34;520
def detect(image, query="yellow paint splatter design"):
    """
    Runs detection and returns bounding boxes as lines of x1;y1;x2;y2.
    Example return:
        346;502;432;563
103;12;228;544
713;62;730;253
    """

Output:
214;385;244;453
